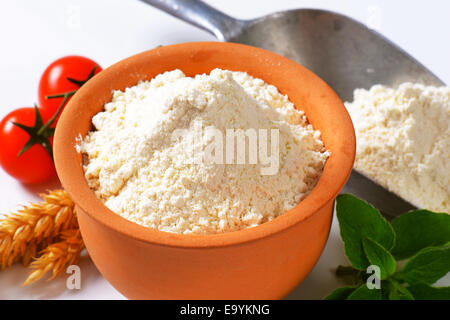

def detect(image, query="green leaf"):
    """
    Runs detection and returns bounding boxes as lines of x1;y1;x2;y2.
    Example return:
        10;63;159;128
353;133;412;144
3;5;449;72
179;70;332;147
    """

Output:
336;194;396;270
346;284;382;300
387;279;414;300
391;210;450;260
407;284;450;300
324;287;356;300
400;246;450;285
362;237;397;280
380;281;390;300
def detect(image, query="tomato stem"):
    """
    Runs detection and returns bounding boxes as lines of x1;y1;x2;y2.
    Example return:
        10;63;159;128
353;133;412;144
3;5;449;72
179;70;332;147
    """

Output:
37;93;71;135
13;66;99;161
39;66;98;135
45;90;76;100
13;106;55;160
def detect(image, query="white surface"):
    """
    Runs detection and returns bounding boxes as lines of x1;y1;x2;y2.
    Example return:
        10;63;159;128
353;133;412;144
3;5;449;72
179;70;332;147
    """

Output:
0;0;449;300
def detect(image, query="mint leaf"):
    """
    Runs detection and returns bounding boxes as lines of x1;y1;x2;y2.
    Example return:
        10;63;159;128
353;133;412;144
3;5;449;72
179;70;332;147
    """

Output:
336;194;395;270
400;246;450;285
407;284;450;300
324;287;356;300
391;210;450;260
362;237;396;280
387;279;414;300
346;284;381;300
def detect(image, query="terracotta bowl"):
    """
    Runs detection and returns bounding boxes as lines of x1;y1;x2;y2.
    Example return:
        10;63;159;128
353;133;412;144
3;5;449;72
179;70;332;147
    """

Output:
54;42;355;300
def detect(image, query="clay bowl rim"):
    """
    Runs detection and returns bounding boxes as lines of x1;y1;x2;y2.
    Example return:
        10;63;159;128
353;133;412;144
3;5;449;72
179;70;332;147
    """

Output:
54;42;355;249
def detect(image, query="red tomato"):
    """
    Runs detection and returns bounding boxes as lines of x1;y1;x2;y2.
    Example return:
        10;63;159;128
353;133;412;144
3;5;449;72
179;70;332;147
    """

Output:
0;108;56;184
38;56;102;123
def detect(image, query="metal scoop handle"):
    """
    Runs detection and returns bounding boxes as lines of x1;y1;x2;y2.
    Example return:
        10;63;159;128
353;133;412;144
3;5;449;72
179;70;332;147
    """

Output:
139;0;245;40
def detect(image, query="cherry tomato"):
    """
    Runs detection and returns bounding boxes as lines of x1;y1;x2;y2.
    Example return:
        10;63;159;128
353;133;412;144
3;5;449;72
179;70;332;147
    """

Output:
0;108;56;184
38;55;102;122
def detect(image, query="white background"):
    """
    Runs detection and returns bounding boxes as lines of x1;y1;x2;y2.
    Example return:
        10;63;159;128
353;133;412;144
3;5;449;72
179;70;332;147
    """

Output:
0;0;449;299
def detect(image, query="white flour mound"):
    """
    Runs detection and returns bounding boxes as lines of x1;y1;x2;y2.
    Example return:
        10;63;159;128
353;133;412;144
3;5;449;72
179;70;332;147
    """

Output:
79;69;329;234
345;83;449;213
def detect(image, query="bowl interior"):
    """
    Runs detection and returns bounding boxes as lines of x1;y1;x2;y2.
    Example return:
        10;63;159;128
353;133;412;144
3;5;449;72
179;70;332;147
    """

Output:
54;42;355;248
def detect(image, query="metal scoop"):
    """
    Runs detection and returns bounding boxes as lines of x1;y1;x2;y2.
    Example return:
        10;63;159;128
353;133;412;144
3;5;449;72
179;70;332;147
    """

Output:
140;0;445;217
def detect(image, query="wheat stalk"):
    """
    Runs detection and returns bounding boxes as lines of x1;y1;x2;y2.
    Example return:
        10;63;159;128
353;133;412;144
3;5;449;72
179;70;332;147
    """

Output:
0;190;77;270
23;228;84;286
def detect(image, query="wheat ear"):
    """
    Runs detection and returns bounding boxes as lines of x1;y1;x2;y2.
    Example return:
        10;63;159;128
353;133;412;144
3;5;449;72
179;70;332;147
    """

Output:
23;228;84;286
0;190;77;270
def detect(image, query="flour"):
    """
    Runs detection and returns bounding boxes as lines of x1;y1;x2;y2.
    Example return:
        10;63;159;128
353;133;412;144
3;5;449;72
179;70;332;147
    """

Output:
79;69;329;234
345;83;449;213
